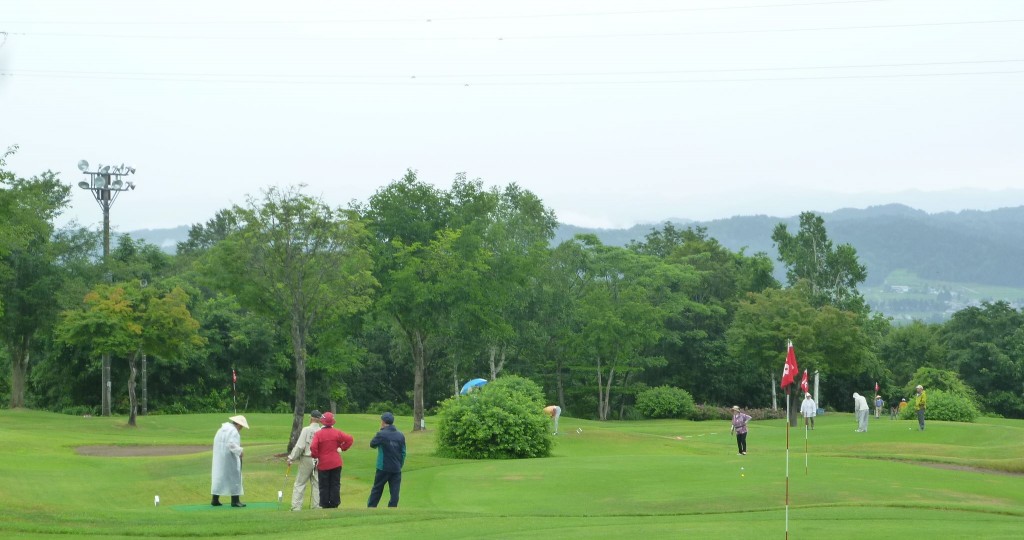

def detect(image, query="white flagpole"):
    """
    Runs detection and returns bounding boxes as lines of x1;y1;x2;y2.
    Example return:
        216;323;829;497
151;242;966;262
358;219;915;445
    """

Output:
804;419;809;475
785;388;791;539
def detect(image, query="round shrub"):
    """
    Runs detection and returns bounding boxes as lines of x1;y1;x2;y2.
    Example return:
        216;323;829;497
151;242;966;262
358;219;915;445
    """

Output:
365;400;413;417
435;375;553;459
635;386;696;419
900;389;979;423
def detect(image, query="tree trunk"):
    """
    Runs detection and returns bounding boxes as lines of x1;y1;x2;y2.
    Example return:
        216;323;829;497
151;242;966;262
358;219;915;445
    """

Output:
602;365;616;421
9;337;30;409
771;373;778;411
617;371;631;420
140;352;147;416
453;364;459;396
788;388;800;427
128;351;139;427
102;352;112;416
412;330;426;431
288;321;307;452
556;357;566;411
488;345;505;380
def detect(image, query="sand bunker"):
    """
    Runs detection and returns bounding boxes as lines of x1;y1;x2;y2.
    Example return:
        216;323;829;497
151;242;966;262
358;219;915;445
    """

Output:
76;445;208;457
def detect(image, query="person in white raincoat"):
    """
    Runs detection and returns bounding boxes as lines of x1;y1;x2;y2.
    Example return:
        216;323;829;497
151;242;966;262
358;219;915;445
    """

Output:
211;415;249;507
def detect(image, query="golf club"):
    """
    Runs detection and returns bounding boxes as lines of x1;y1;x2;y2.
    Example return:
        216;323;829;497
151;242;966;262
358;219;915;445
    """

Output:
279;462;291;509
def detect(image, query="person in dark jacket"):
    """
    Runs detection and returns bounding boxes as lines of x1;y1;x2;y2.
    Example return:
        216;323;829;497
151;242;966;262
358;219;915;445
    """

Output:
366;411;406;508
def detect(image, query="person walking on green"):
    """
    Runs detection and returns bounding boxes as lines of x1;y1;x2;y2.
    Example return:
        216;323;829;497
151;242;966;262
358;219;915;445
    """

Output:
211;415;249;508
367;412;406;508
914;385;928;431
730;406;751;455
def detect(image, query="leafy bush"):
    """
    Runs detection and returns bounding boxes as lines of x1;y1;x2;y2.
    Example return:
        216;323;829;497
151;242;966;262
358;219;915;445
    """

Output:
59;405;97;416
365;400;413;417
635;386;696;419
435;375;553;459
155;403;190;415
903;367;977;404
900;389;979;423
690;405;787;422
692;404;733;421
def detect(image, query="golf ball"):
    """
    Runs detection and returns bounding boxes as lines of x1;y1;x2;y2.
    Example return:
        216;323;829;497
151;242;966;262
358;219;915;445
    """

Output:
741;474;745;477
740;467;744;470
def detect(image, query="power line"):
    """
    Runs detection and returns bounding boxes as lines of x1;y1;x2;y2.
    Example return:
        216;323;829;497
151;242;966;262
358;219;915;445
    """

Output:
3;68;1021;86
1;1;891;25
4;18;1023;42
6;58;1024;81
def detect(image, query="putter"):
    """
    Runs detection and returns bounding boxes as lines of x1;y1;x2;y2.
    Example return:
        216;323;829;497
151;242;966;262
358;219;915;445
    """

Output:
279;463;291;509
308;458;318;509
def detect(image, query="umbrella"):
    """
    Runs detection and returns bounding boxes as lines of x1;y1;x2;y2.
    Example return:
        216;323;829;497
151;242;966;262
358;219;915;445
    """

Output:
460;378;488;395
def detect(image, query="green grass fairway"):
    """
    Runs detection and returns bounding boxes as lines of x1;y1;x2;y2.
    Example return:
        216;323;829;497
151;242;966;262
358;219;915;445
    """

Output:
2;409;1023;539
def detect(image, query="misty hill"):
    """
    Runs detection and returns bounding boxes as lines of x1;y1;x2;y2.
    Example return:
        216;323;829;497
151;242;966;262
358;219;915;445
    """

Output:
555;204;1024;288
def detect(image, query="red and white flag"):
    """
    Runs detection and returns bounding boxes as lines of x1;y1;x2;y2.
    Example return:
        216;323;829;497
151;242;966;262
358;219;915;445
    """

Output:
875;381;879;393
800;369;809;393
232;369;237;384
780;341;798;389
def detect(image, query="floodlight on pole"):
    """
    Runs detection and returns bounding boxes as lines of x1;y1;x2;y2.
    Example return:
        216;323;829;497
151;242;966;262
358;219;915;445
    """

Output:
76;158;137;417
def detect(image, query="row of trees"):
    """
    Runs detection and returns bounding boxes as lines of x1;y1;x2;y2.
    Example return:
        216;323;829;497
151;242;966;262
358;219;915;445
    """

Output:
4;152;1024;450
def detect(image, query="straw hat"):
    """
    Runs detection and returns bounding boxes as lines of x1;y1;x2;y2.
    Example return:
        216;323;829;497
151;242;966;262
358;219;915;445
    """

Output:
229;415;249;429
731;405;740;411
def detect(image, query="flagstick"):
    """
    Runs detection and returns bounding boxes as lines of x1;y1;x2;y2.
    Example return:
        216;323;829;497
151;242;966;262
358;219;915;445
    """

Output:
785;389;790;540
804;422;809;475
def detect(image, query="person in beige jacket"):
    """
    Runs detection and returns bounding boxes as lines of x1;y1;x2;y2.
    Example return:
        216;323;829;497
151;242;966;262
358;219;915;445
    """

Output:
286;410;322;510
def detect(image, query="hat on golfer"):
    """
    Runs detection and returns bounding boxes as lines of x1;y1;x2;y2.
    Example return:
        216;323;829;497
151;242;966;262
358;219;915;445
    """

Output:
731;405;740;411
320;412;336;427
310;410;322;419
381;411;395;425
229;415;249;429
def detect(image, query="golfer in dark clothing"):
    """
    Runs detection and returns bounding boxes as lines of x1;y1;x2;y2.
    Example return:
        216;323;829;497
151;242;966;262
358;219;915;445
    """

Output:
367;411;406;508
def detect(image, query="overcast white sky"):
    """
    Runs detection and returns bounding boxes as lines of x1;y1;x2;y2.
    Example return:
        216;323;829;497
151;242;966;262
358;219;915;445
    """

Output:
2;0;1023;231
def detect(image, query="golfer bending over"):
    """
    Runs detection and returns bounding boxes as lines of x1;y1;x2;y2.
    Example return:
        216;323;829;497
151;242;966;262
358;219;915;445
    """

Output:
544;405;562;434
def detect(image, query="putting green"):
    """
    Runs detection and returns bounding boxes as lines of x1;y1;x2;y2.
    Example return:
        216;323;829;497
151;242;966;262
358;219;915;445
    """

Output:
169;502;281;512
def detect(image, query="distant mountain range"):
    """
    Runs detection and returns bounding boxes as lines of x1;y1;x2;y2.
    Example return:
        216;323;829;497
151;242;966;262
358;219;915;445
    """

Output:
126;204;1024;321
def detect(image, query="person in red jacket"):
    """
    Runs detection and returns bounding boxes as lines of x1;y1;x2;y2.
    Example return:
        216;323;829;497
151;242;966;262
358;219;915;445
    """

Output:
309;412;354;509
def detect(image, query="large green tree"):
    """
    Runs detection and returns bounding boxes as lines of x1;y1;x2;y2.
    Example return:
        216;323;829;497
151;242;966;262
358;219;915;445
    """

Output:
726;287;816;416
562;235;698;420
630;224;779;404
458;181;557;380
206;186;377;448
363;172;498;431
0;152;83;408
939;301;1024;417
772;212;867;312
56;282;204;426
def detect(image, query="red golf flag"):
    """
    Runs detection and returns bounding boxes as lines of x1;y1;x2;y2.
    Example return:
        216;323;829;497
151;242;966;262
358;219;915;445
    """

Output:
781;342;798;389
232;369;237;384
875;381;879;393
800;369;809;393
